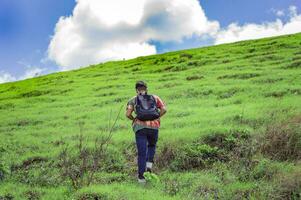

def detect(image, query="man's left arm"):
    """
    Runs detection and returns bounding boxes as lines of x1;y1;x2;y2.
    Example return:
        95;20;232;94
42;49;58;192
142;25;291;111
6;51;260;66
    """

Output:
156;96;167;118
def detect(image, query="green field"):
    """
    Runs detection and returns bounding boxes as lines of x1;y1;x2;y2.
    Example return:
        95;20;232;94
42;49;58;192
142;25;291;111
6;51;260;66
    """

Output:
0;33;301;199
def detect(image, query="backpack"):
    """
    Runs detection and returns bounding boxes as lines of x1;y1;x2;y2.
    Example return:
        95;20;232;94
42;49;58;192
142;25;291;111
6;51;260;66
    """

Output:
135;94;160;121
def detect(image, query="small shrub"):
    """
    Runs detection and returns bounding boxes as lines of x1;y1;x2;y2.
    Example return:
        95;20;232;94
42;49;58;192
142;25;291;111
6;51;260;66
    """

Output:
201;89;213;96
11;156;48;171
248;48;256;53
190;175;221;200
233;99;242;104
50;88;73;95
198;59;214;66
277;43;295;48
153;59;159;64
260;116;301;161
173;111;190;118
222;59;231;63
58;107;123;189
77;193;109;200
113;97;127;103
203;132;237;151
179;53;193;59
171;144;219;170
156;82;180;89
203;129;251;152
58;135;125;189
294;51;301;55
230;115;265;129
285;60;301;69
93;172;128;184
163;179;182;196
131;67;140;72
9;119;43;127
11;157;59;187
157;76;175;82
156;143;177;170
168;64;188;72
0;194;14;200
230;142;260;182
292;55;301;61
121;142;136;173
177;58;187;63
254;78;283;84
257;54;283;62
163;66;174;71
243;54;257;59
186;75;204;81
7;86;18;91
271;169;301;200
0;103;14;110
217;88;240;99
204;130;258;182
154;65;174;73
264;90;287;98
187;61;197;66
289;88;301;95
90;73;104;77
222;182;258;200
218;73;260;80
251;159;278;180
19;90;52;98
163;173;221;198
24;190;41;200
95;92;117;97
93;85;124;91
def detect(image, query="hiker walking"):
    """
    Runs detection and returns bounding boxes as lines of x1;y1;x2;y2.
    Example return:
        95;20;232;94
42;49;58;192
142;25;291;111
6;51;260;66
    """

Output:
126;81;167;183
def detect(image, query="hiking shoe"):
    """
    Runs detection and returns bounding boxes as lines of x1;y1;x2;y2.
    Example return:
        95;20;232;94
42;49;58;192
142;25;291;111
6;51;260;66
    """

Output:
146;162;153;173
138;178;146;183
138;174;146;184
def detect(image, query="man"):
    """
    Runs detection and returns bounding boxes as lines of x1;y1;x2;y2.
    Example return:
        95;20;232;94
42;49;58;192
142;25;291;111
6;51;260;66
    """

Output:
126;81;167;183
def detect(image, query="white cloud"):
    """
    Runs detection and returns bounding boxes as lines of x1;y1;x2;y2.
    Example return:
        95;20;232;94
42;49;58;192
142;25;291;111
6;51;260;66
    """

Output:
276;10;285;17
214;6;301;45
48;0;219;70
270;8;285;17
0;71;17;84
0;67;46;84
289;5;298;17
19;67;46;80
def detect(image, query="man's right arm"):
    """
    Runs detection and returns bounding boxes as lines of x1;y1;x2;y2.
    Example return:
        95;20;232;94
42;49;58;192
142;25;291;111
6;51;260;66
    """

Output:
126;107;135;120
125;99;135;121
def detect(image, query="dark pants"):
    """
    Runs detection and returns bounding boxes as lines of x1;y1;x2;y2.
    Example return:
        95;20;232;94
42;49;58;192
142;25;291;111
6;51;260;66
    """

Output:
135;128;158;176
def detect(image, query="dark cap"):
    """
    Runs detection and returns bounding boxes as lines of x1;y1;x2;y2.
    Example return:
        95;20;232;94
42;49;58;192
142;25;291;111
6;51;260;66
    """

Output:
135;81;147;89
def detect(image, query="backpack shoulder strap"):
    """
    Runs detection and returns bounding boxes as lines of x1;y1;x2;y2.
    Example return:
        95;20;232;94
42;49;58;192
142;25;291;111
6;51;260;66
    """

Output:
135;95;139;106
148;94;158;108
149;94;157;103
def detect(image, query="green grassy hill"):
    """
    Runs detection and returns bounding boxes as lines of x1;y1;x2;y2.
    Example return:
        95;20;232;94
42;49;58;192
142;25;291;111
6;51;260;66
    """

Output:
0;33;301;199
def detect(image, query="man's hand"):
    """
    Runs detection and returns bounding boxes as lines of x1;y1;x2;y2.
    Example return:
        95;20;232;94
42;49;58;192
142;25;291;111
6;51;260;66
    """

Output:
132;117;136;124
159;107;167;118
126;107;135;120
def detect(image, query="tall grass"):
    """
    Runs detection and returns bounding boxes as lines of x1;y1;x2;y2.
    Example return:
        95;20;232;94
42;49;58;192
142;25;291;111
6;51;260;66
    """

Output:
0;33;301;199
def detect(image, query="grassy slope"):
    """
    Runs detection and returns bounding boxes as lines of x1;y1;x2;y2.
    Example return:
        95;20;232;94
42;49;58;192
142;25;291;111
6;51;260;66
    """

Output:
0;33;301;199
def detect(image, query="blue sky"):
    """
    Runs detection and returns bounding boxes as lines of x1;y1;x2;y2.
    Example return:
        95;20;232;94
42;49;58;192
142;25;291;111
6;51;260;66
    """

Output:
0;0;300;83
0;0;75;78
